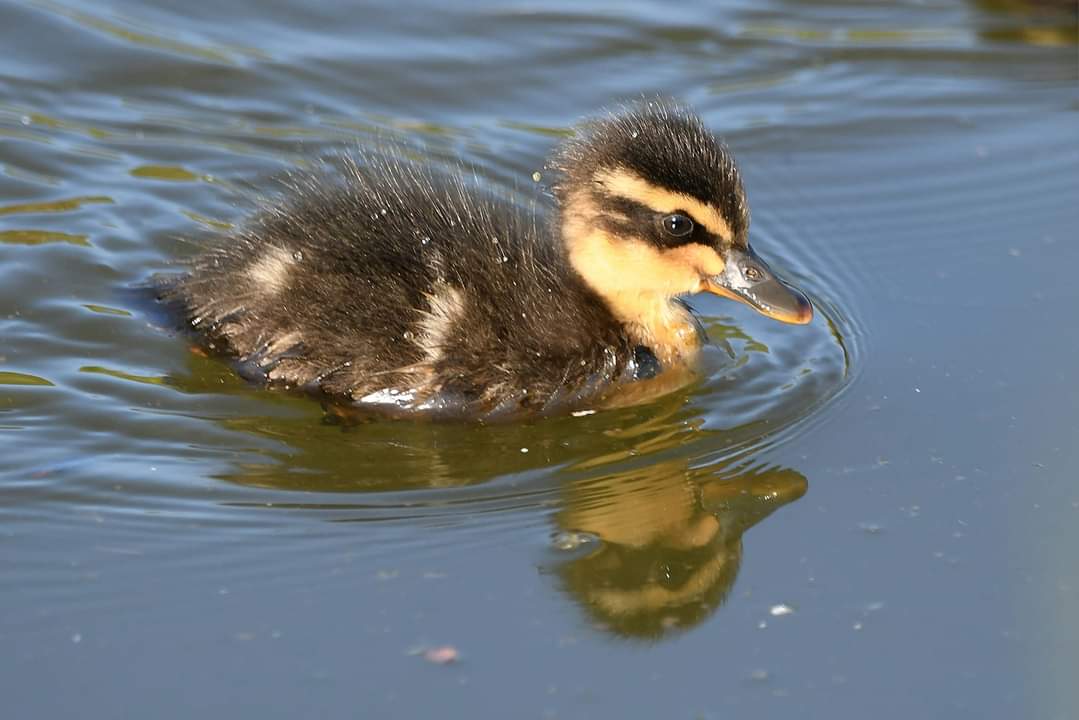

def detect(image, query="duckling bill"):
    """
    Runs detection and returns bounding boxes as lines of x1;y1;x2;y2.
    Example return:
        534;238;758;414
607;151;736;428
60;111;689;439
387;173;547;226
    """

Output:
160;102;812;418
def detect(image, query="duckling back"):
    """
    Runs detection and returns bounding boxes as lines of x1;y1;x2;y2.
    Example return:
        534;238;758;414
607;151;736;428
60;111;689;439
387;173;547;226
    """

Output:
160;155;637;418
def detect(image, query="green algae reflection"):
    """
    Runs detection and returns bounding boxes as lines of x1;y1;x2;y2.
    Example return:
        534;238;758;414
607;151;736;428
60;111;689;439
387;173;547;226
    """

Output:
79;366;166;386
0;230;89;246
0;196;113;217
0;372;54;386
130;165;201;182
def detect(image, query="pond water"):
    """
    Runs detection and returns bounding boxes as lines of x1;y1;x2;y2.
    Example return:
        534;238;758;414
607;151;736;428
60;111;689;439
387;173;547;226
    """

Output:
2;0;1077;717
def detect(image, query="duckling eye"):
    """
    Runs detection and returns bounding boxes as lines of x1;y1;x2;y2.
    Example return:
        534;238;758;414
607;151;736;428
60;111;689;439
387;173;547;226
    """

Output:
661;213;694;238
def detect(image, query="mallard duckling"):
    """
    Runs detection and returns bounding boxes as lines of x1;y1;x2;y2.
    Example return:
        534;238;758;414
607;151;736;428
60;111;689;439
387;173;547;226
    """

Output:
160;102;811;419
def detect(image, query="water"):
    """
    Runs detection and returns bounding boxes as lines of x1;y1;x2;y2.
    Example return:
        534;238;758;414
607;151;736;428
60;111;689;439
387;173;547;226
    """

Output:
1;0;1077;717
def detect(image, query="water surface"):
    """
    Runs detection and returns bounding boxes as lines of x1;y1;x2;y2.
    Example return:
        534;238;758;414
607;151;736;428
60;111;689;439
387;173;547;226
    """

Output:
2;0;1077;717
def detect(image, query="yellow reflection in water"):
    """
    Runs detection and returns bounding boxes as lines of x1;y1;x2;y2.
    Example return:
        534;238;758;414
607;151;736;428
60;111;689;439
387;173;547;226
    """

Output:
182;211;233;231
82;304;133;317
555;459;805;639
79;365;166;385
0;229;89;246
130;165;201;182
166;339;810;638
0;371;55;386
740;0;1078;49
0;195;113;216
15;110;111;140
30;0;264;65
975;0;1078;47
740;25;959;44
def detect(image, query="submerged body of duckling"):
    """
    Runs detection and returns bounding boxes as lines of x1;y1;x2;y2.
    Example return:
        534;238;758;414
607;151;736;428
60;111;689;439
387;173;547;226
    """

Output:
159;103;812;419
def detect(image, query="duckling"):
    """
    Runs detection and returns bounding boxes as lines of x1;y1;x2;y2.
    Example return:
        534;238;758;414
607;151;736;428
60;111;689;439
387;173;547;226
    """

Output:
159;102;812;419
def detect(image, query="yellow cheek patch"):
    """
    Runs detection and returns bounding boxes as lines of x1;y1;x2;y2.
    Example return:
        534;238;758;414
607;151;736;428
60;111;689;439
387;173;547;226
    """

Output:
661;244;726;290
565;223;712;299
594;168;734;242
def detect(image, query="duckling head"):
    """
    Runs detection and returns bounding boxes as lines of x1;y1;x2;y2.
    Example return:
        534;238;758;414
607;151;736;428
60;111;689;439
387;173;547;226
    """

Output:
554;102;812;365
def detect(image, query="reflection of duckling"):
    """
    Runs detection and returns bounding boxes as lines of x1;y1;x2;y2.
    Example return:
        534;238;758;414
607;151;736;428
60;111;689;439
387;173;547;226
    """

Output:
556;461;807;639
160;102;811;418
179;372;805;638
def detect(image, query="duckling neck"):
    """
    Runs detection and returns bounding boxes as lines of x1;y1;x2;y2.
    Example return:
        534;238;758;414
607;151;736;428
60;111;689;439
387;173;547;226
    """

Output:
597;288;702;368
562;224;703;368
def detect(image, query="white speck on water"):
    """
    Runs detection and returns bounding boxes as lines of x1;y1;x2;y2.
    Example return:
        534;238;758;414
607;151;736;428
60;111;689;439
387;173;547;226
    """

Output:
520;447;529;453
421;236;430;245
292;250;303;262
423;646;459;664
750;669;769;682
20;115;31;125
631;130;639;138
914;387;921;393
1008;247;1021;257
571;409;596;417
532;171;542;182
757;620;768;629
380;208;388;216
858;522;884;534
853;622;864;631
71;633;82;644
769;604;794;617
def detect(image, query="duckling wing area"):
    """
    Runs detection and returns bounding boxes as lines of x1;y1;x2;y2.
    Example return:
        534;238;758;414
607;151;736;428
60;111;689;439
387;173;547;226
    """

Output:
160;158;637;417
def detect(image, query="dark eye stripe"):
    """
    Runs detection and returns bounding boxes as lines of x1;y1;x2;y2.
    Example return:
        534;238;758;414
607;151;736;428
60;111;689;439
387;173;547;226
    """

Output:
595;196;708;248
